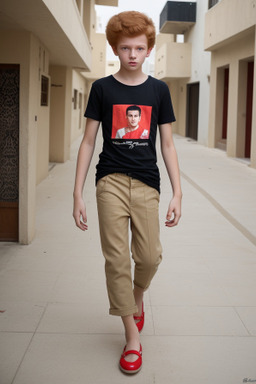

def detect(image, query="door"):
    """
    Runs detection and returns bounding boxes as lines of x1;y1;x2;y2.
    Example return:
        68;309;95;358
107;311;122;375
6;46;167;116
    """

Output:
0;65;19;241
245;61;254;158
186;82;199;140
222;68;229;140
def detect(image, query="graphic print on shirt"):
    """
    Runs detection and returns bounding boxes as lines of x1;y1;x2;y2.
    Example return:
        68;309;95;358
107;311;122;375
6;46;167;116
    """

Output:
111;104;152;140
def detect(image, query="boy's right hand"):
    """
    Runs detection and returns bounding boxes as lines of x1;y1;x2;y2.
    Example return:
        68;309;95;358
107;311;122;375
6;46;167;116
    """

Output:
73;196;88;231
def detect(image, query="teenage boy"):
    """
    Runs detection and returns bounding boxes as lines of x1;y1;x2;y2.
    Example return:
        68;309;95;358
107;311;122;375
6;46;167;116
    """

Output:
73;11;182;375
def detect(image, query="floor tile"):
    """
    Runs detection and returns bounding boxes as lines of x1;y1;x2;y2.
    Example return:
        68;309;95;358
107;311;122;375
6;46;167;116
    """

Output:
235;307;256;335
37;300;154;336
37;302;122;334
152;306;248;336
158;256;210;274
224;286;256;306
0;302;45;332
50;272;107;304
144;336;256;384
149;272;231;306
13;334;155;384
0;270;58;303
0;332;33;384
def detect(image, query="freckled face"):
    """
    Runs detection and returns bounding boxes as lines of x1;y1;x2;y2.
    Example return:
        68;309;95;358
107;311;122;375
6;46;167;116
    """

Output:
112;35;152;71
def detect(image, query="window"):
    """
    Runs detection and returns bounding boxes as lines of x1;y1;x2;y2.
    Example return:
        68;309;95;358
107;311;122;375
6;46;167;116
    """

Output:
79;92;82;110
208;0;219;9
73;89;78;109
41;75;49;106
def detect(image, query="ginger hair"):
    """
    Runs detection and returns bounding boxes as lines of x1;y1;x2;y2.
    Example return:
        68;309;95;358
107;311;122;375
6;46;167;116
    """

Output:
106;11;156;49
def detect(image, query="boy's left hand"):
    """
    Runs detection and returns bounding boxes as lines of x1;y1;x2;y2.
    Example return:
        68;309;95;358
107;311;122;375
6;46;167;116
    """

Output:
165;196;182;227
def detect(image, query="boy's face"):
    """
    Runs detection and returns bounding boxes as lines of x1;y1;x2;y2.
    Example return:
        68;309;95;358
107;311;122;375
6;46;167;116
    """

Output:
112;34;152;72
126;110;141;128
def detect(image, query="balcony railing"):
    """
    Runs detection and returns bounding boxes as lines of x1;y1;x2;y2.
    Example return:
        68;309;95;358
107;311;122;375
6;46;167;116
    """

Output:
208;0;220;9
160;1;196;35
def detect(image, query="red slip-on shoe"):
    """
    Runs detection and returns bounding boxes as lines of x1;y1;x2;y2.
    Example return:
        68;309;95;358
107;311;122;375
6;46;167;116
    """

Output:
119;344;142;374
133;302;144;333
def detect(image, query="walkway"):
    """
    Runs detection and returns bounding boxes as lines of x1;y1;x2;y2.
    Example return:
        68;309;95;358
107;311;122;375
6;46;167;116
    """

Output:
1;134;256;384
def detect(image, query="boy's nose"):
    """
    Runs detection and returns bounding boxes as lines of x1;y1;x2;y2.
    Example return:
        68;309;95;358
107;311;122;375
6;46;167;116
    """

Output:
129;49;136;58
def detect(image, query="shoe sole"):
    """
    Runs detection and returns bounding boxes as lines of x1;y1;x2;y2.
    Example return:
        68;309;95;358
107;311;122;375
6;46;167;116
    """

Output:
119;363;142;374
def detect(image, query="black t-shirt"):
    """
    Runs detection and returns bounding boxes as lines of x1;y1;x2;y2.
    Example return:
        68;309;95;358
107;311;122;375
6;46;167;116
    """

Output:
84;75;175;192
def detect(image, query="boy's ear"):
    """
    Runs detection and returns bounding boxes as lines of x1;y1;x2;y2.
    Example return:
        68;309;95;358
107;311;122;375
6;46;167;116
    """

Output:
111;46;118;56
146;48;153;57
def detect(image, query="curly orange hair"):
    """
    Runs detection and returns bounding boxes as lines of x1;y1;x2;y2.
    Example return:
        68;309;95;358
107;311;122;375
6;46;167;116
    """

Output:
106;11;156;49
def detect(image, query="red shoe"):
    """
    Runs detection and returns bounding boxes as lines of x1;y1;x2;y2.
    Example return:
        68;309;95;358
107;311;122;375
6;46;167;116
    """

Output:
119;344;142;374
133;302;144;333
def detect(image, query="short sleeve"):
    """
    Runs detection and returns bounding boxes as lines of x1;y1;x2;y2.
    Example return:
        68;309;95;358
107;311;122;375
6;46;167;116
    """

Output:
158;82;176;125
84;81;102;121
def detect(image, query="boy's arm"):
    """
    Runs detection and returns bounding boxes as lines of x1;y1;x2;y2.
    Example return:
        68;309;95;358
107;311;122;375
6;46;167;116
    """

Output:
159;123;182;227
73;118;100;230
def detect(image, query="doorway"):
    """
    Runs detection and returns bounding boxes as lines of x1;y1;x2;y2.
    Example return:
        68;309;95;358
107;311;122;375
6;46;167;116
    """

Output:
186;82;199;140
245;61;254;158
222;68;229;140
0;65;20;241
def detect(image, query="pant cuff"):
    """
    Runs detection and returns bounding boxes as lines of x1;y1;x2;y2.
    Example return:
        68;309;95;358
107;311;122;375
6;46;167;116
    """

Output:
109;305;138;317
133;281;148;291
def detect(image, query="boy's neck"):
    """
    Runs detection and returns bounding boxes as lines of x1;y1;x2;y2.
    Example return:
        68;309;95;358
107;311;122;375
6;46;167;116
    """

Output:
113;68;148;86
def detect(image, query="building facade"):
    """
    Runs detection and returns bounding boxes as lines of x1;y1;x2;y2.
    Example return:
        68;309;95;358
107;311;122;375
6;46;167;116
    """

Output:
155;0;211;145
0;0;118;244
155;0;255;166
205;0;256;167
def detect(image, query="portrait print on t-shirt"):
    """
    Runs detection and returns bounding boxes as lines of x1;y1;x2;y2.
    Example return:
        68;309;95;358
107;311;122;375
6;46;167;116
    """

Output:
111;104;152;140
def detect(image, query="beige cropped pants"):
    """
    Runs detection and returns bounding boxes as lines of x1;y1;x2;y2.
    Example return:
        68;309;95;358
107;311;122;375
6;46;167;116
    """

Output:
96;173;162;317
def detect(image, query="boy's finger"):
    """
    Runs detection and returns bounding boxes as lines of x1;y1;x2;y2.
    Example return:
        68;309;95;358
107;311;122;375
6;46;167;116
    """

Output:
165;218;175;225
73;211;87;230
165;212;180;227
79;213;88;230
81;212;87;223
166;210;174;221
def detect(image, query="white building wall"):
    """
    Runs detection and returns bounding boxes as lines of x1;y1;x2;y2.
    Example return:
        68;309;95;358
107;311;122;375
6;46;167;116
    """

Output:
71;70;87;142
186;0;211;145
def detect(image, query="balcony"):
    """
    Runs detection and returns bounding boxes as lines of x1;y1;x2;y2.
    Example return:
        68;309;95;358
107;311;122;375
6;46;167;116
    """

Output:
208;0;220;9
155;41;192;81
0;0;92;69
205;0;256;51
160;1;196;35
83;33;106;80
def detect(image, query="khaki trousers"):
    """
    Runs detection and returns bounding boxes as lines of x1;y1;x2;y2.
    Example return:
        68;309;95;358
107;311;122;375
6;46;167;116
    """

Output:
96;173;162;316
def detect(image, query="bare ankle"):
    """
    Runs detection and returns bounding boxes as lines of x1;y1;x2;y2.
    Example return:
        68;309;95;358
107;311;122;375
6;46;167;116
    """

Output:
133;286;144;316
